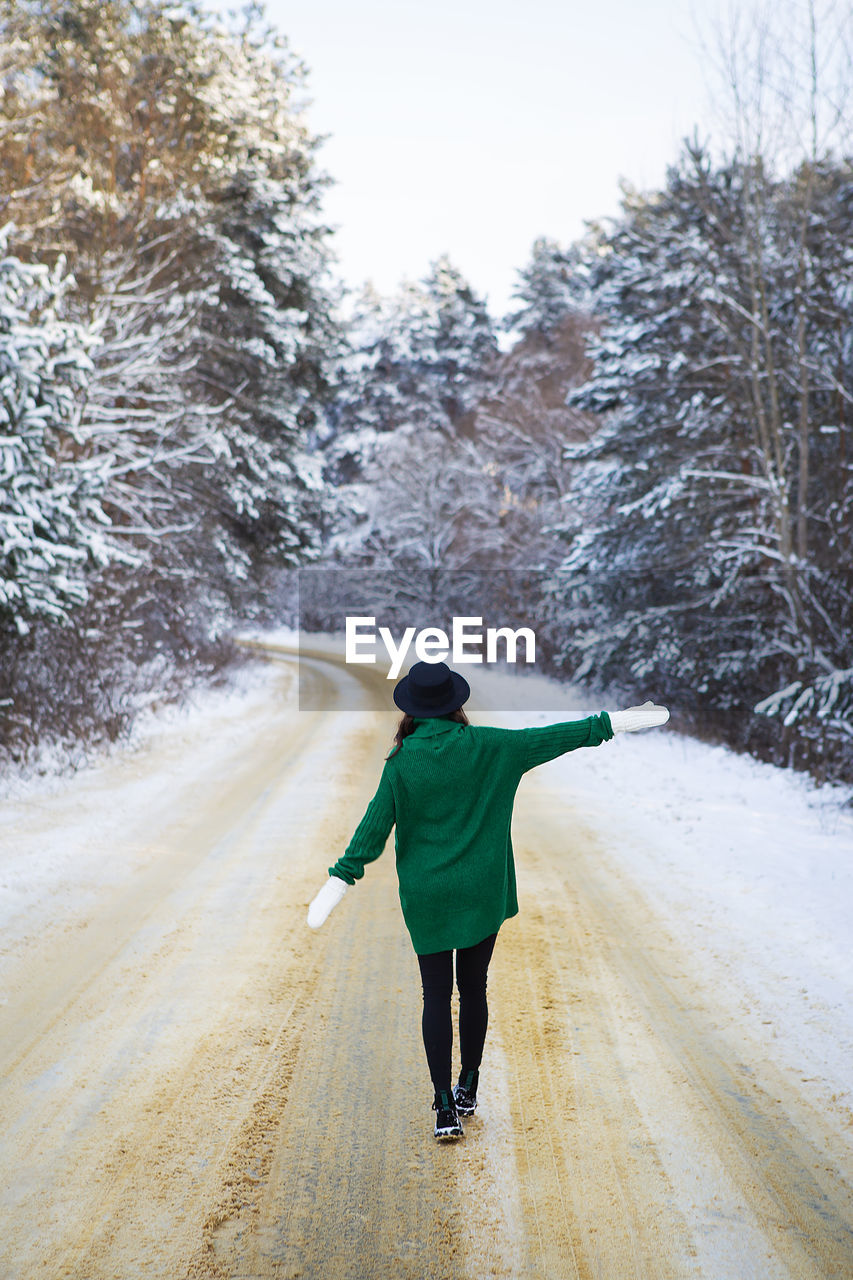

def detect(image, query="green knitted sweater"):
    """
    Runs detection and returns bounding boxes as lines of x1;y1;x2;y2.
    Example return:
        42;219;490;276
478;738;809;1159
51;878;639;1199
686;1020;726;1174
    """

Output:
329;712;614;955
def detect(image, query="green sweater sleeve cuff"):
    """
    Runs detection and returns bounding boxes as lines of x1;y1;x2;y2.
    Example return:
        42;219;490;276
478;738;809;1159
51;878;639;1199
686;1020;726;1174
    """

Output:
328;866;357;885
522;712;613;772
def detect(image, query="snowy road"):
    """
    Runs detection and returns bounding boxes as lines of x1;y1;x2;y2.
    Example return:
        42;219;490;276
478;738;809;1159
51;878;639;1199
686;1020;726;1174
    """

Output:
1;642;852;1278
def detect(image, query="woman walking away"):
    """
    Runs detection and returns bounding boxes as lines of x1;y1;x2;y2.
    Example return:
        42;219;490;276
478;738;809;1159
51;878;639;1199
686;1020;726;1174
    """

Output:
307;660;669;1141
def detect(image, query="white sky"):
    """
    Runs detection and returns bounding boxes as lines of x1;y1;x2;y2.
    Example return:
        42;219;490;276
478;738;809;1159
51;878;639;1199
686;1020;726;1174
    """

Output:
209;0;728;315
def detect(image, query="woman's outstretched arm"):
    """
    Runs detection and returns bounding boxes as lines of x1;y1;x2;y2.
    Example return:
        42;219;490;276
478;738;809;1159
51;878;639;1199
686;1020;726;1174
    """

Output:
518;712;614;772
518;701;669;773
307;764;396;929
328;763;396;884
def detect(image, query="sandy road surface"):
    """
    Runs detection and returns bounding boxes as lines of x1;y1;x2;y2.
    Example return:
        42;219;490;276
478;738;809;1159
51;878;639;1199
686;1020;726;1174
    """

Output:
1;646;851;1279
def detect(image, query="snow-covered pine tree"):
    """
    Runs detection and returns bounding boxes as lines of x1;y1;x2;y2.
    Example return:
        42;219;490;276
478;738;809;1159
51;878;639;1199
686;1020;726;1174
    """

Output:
541;151;753;719
548;141;853;770
745;156;853;757
1;0;341;616
0;230;118;635
440;235;604;589
182;7;344;606
420;256;500;427
504;236;590;340
0;0;342;757
321;255;500;575
326;256;499;481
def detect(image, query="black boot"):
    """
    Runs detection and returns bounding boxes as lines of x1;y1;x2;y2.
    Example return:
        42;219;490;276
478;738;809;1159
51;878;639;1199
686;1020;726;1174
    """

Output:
453;1068;479;1115
432;1089;464;1139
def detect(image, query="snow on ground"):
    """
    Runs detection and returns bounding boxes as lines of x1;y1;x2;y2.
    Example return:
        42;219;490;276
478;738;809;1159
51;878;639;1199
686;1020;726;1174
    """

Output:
237;632;853;1140
478;663;853;1143
3;633;852;1138
0;656;285;964
0;654;281;807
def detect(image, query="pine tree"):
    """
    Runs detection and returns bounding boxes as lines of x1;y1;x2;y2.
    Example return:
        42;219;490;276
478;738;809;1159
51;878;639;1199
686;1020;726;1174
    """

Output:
504;236;590;340
548;142;853;767
0;0;342;757
177;7;344;601
0;229;119;633
0;0;341;610
327;255;499;476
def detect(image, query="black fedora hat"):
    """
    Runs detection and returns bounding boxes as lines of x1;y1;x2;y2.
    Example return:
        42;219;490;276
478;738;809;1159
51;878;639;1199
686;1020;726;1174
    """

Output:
393;660;470;718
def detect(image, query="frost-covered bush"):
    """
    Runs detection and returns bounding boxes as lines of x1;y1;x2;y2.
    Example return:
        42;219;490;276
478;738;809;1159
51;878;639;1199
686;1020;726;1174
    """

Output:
756;670;853;737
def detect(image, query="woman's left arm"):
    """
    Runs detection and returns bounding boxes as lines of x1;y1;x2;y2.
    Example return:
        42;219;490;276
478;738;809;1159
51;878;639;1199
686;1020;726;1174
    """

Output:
519;712;615;773
518;701;670;773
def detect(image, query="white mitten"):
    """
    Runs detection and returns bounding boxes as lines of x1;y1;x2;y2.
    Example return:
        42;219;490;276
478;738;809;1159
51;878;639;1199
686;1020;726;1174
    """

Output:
608;701;670;733
307;876;348;928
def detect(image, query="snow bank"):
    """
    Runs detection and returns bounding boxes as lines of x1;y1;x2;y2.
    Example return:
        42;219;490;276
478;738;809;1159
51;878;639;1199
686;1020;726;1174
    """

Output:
481;665;853;1139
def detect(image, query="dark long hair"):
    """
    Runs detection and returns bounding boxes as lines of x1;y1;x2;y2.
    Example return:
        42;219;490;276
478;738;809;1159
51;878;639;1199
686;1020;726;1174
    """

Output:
386;707;470;759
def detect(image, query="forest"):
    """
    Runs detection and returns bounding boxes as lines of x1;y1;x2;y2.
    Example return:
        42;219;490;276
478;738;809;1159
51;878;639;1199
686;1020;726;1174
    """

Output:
1;0;851;783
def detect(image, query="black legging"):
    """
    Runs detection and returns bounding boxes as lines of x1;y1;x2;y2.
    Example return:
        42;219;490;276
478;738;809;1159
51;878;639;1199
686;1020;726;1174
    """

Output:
416;932;498;1095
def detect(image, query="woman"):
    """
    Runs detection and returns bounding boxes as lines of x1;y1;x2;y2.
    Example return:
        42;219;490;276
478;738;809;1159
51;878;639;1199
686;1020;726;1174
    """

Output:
307;660;669;1141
